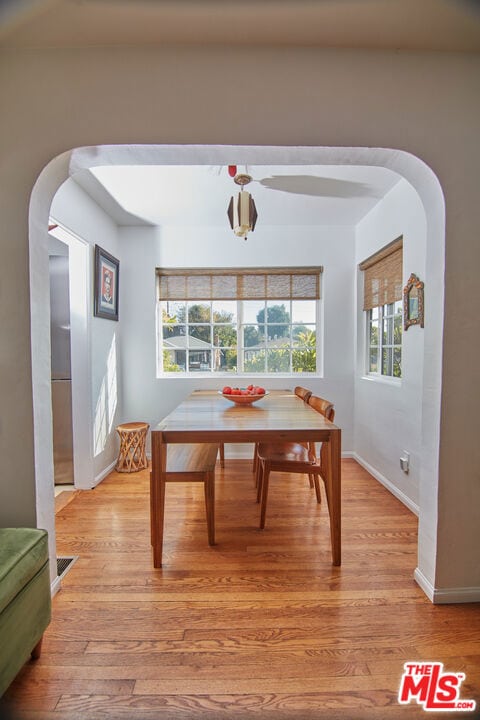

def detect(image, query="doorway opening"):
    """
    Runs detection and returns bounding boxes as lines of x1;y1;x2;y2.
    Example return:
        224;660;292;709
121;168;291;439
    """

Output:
30;144;445;599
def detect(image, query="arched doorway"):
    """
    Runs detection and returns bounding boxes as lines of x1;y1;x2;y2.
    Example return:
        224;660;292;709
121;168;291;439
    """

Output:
29;144;445;599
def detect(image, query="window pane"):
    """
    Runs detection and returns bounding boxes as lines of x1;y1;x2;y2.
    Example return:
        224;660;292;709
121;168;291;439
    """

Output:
292;325;316;346
213;325;237;347
162;324;185;339
267;326;289;342
267;349;290;373
163;301;185;321
369;319;379;346
187;302;211;323
292;345;316;373
243;325;262;347
394;311;402;344
291;300;316;324
163;350;183;373
212;347;224;372
190;325;211;343
188;350;211;371
214;349;237;372
369;347;378;373
243;300;265;323
265;302;290;339
243;349;266;373
213;300;237;323
382;347;392;376
393;348;402;378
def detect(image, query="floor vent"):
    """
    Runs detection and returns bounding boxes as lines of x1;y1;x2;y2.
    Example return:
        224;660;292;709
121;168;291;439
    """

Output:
56;556;78;579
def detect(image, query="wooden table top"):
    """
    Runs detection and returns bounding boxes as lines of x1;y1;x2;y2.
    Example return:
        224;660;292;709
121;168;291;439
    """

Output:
151;389;338;443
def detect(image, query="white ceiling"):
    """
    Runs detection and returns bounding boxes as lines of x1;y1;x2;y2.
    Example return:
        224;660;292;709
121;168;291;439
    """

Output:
1;0;480;51
6;0;476;228
73;164;402;227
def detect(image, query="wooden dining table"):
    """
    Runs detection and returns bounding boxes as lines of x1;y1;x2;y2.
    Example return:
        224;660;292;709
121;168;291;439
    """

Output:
150;389;341;567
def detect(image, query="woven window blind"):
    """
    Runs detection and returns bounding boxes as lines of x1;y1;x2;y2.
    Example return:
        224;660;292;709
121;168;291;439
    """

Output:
359;237;403;310
157;267;323;301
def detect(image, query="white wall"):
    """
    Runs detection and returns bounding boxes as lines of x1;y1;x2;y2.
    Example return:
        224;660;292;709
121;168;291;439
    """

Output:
2;44;478;599
354;179;427;512
119;223;355;454
50;179;123;482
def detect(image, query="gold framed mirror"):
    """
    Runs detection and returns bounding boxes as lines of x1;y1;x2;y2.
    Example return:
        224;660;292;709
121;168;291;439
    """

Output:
403;273;424;330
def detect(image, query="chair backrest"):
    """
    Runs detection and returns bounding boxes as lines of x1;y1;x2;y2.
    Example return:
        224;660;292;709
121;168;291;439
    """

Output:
308;394;335;422
294;386;312;403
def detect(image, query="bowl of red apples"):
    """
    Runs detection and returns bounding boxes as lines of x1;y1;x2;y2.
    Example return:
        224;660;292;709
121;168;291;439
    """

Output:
219;385;268;405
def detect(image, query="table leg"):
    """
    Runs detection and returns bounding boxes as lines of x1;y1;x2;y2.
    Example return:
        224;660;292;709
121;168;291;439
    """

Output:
151;431;167;568
327;428;341;566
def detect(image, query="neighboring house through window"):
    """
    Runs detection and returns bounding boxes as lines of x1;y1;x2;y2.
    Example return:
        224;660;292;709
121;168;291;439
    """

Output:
359;237;403;379
157;267;322;375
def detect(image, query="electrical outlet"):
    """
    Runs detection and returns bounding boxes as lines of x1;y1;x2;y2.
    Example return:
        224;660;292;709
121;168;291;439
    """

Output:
400;451;410;473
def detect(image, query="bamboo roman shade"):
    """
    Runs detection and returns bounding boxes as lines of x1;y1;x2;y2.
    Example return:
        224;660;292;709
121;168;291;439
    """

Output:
359;237;403;311
157;267;323;301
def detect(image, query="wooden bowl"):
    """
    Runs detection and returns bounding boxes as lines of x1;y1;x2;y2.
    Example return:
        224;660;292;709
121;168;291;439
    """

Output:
218;390;269;405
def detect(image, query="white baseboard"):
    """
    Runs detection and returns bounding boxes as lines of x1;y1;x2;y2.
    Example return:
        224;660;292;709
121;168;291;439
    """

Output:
414;568;480;604
352;452;419;516
50;574;62;596
94;460;117;487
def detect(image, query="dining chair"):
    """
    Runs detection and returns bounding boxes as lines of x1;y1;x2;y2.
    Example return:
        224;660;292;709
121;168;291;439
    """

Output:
255;394;335;529
306;394;335;495
294;385;313;403
251;386;313;476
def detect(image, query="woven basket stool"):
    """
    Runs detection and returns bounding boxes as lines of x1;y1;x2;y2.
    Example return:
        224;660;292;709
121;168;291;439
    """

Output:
115;422;149;472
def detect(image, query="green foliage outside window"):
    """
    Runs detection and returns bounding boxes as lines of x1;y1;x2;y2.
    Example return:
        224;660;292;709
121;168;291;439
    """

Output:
292;329;316;372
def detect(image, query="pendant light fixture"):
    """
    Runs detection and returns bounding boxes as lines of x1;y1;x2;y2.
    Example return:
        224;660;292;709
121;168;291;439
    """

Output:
227;168;258;239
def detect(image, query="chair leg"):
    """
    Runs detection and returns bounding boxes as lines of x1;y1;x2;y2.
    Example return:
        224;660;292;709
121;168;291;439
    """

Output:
204;471;216;546
219;443;225;468
259;464;270;529
31;637;43;660
252;442;258;477
308;441;317;490
255;459;264;503
313;473;322;503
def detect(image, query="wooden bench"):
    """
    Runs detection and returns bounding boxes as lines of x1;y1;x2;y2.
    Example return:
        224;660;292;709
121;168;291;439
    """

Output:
150;443;219;567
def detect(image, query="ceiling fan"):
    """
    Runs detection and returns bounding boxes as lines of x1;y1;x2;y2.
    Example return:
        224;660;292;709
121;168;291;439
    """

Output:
220;164;376;199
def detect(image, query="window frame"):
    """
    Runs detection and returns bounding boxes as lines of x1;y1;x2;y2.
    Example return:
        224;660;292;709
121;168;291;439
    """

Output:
365;300;402;380
359;237;403;382
156;267;322;378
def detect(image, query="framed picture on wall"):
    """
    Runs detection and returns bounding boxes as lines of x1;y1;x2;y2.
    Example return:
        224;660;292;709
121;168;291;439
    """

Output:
94;245;119;321
403;272;424;330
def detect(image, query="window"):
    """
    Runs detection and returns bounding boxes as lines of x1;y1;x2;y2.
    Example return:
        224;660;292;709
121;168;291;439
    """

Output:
157;267;322;375
360;237;403;379
367;301;402;377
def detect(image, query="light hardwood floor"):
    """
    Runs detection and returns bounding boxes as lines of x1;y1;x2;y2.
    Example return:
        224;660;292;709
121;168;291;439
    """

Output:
3;459;480;719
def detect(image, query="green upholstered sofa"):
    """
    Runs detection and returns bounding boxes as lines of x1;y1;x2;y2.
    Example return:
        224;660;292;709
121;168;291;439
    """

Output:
0;528;51;697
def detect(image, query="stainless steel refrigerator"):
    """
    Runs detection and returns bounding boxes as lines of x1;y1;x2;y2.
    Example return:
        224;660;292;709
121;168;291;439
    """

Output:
49;253;74;485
